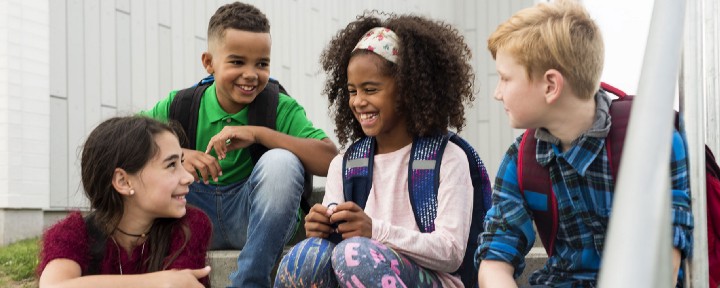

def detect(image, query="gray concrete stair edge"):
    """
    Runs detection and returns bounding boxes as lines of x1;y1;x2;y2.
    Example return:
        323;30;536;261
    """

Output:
205;187;549;288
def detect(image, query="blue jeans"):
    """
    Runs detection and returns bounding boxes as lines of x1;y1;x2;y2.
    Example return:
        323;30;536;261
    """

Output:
187;149;304;288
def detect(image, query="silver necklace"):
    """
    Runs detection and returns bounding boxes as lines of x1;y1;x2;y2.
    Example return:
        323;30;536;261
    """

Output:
110;236;146;275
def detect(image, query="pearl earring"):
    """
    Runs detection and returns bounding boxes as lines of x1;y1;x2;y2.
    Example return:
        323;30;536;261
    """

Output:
130;189;135;195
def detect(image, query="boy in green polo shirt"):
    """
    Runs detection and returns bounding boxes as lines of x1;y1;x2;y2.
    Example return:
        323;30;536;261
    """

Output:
141;2;337;287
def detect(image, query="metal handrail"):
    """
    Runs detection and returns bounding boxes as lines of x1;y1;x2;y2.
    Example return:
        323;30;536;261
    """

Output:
683;0;710;287
598;0;686;286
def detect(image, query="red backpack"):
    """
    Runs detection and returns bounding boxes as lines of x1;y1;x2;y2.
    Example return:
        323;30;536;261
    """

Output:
518;82;720;287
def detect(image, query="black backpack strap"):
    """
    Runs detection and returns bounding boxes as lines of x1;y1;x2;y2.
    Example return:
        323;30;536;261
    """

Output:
247;79;313;214
84;214;105;275
247;79;280;163
169;79;212;150
342;137;376;208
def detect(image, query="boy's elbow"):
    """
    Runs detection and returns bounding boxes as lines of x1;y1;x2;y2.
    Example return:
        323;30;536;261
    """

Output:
320;138;338;156
316;139;338;176
478;260;516;288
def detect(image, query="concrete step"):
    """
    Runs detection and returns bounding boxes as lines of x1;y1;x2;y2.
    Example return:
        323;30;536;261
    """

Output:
207;247;548;287
205;187;549;287
207;250;240;288
516;247;548;286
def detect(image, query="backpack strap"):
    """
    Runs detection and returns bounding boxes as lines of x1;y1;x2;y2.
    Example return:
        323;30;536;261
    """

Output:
448;133;493;219
447;132;493;288
342;137;376;208
343;134;491;287
84;214;106;275
169;77;213;150
247;79;280;164
518;130;559;256
606;95;633;181
169;77;313;213
250;79;313;214
601;82;631;181
342;134;448;232
408;135;448;233
518;85;632;257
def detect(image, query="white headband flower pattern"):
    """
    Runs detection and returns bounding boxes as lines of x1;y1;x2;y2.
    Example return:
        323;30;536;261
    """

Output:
353;27;400;63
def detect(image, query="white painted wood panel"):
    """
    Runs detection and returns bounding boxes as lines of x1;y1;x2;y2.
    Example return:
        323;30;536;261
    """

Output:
130;0;147;112
116;11;132;114
183;0;196;85
116;0;130;14
194;38;206;81
158;26;173;101
100;0;117;108
49;0;67;99
101;106;117;120
84;0;101;131
158;0;171;28
145;0;160;106
66;0;85;208
170;2;185;89
49;97;68;207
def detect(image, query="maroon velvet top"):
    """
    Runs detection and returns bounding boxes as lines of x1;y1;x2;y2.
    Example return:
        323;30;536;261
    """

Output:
38;206;211;285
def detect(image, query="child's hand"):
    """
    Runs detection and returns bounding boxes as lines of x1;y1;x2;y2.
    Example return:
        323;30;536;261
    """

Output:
205;126;257;160
182;149;222;184
329;202;372;239
304;204;334;238
150;266;210;288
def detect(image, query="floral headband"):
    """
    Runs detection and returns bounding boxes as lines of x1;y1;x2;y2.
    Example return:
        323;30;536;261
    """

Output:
352;27;400;63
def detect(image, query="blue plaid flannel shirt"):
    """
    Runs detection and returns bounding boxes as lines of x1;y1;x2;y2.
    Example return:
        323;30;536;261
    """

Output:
476;129;694;287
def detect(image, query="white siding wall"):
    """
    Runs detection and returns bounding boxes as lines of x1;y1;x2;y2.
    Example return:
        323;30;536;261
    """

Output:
40;0;532;210
704;0;720;155
0;0;50;209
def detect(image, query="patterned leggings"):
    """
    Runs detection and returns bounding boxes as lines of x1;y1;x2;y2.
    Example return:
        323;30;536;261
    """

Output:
274;237;442;288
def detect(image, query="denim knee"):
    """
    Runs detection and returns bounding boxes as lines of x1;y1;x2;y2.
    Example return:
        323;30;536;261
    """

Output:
255;149;304;181
275;238;337;287
250;149;304;206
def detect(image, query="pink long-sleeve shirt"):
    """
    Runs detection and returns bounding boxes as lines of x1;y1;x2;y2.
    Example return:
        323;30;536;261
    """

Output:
324;142;474;287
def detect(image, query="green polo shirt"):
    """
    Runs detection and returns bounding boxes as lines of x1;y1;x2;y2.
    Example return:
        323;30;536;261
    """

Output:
141;83;328;185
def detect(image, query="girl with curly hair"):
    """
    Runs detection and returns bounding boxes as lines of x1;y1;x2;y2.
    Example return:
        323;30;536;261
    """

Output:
275;12;476;287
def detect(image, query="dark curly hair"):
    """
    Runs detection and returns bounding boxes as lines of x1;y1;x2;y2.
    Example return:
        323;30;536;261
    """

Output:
208;2;270;42
321;12;475;148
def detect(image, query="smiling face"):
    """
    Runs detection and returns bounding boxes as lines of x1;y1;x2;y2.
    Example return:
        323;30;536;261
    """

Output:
493;49;549;129
203;29;271;114
347;53;410;151
127;131;194;219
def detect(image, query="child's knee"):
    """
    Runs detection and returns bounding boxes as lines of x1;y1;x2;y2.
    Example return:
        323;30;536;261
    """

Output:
276;237;336;285
259;149;302;169
254;149;304;182
331;237;383;271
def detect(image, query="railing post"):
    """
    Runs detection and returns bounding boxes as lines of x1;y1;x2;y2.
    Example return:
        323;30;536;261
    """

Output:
597;0;686;286
683;0;709;287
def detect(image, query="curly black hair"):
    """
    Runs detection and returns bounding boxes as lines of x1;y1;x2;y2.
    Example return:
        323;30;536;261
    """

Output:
321;12;475;148
208;2;270;41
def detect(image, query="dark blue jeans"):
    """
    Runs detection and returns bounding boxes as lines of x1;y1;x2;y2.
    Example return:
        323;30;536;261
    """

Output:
186;149;304;288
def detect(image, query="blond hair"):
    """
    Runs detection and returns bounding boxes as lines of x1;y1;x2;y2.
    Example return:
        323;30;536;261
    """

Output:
488;0;604;100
